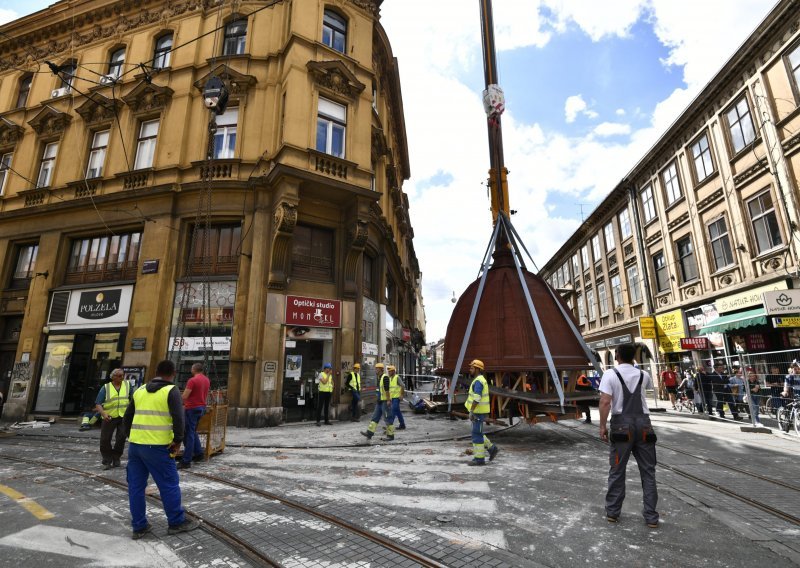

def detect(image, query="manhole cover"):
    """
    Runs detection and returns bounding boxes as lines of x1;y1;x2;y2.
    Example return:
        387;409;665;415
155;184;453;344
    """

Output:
436;515;453;523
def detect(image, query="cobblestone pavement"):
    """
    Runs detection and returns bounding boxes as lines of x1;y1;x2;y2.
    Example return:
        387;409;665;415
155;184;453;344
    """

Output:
1;408;799;567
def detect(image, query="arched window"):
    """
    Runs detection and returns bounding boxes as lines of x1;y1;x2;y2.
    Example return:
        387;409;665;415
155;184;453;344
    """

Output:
108;47;125;79
322;9;347;53
223;19;247;56
153;33;173;70
16;74;32;108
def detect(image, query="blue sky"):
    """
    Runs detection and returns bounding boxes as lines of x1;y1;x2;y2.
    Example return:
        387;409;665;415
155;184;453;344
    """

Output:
0;0;779;341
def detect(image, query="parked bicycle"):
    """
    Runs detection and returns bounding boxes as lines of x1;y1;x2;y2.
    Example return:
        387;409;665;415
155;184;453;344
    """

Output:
776;396;800;435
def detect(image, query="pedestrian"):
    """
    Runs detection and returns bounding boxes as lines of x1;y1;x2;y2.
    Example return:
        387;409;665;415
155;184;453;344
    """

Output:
362;362;395;441
746;368;763;427
123;359;198;540
729;367;746;416
465;359;499;466
766;364;784;412
576;373;594;424
347;363;362;421
177;363;210;470
388;365;407;430
660;365;679;409
95;368;131;470
316;363;334;426
782;361;800;401
710;362;739;419
598;343;659;528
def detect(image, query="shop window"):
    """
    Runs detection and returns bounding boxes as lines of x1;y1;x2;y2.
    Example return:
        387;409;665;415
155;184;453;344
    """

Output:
291;225;333;281
322;9;347;53
186;224;241;276
9;243;38;289
153;33;173;70
65;231;141;284
17;74;32;108
223;19;247;56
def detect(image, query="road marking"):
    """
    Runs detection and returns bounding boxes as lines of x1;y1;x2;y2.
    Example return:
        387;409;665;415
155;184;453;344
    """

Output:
0;483;55;520
0;526;187;568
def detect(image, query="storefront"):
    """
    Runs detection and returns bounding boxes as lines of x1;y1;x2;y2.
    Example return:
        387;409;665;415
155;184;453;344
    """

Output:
281;295;338;422
33;285;132;415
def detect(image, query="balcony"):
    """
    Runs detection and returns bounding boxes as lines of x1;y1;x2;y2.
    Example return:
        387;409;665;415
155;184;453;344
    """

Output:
308;149;351;180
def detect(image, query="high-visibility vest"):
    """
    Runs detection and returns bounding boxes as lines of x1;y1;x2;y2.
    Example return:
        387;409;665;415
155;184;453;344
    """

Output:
389;375;402;399
379;374;390;401
349;372;361;392
103;380;130;418
465;375;490;414
129;385;175;445
318;371;334;393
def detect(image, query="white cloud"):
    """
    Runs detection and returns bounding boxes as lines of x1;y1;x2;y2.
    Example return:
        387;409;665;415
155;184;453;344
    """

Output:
0;9;20;25
615;108;626;116
564;94;587;123
592;122;632;137
541;0;645;41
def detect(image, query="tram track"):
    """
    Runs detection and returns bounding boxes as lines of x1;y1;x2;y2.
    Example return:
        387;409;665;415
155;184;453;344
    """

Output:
0;443;450;568
556;422;800;527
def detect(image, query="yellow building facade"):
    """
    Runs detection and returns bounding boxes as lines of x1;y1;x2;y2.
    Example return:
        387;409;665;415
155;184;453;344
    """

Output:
0;0;423;425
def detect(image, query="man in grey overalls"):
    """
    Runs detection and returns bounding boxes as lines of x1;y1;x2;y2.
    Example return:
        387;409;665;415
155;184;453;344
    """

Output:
598;343;659;528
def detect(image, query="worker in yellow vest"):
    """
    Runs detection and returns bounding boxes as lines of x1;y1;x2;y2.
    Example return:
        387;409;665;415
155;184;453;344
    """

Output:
361;362;395;441
122;359;199;540
316;362;334;426
388;365;407;430
347;363;362;422
465;359;499;466
94;368;131;470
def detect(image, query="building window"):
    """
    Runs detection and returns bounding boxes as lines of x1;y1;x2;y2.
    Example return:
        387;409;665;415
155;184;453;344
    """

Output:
316;97;346;158
586;288;596;321
726;96;756;154
598;282;608;316
292;224;334;281
676;236;699;283
747;190;783;254
690;133;714;183
66;231;141;284
59;63;76;92
322;9;347;53
10;244;38;289
0;152;12;195
108;48;125;79
611;274;623;309
186;224;242;276
213;107;238;159
591;235;601;263
153;33;173;69
707;217;733;271
37;142;58;187
662;161;682;205
571;254;580;279
223;19;247;56
134;119;159;170
788;43;800;98
581;245;589;270
653;251;669;293
577;293;586;325
641;184;656;223
618;208;632;239
363;255;374;299
627;265;642;304
86;130;110;179
372;81;378;113
17;74;32;108
604;222;615;252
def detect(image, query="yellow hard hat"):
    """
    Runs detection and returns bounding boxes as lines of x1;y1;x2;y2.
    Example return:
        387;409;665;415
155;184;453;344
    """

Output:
387;365;396;372
353;363;361;369
375;362;385;368
469;359;485;370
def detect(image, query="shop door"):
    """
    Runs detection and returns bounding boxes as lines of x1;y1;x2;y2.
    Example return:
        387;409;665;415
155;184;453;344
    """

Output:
0;350;14;411
61;334;94;414
283;339;323;421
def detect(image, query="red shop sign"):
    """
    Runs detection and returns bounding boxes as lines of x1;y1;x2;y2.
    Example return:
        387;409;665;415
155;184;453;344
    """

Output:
680;337;710;350
285;295;341;328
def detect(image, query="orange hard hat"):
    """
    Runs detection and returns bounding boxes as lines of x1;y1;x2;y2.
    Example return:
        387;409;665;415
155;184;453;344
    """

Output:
469;359;485;370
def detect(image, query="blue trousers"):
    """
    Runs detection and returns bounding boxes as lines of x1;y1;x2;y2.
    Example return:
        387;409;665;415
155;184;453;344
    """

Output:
350;391;360;419
182;407;205;464
127;443;185;531
391;398;406;428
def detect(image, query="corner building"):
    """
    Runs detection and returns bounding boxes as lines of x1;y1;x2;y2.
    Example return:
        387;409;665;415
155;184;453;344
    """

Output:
541;0;800;374
0;0;423;425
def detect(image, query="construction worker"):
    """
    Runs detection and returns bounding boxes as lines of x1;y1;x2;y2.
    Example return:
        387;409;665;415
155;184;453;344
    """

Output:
576;374;594;424
316;362;334;426
388;365;407;430
362;362;395;441
347;363;362;421
95;368;131;470
79;411;100;431
465;359;498;466
123;359;198;539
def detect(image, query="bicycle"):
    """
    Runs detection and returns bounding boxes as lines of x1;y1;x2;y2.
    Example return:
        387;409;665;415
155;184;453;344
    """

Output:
675;389;695;414
776;396;799;434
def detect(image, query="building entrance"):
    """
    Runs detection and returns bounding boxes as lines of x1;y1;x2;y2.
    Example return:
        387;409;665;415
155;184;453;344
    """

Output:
282;326;333;422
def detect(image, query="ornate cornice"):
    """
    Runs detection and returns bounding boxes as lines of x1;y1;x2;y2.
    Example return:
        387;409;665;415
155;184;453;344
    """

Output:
696;188;724;212
122;81;174;114
274;201;298;234
193;64;257;98
27;105;72;137
75;94;123;126
307;60;365;100
0;118;24;148
733;158;768;187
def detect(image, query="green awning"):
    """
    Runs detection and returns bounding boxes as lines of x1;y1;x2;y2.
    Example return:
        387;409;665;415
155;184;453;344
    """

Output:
697;307;767;334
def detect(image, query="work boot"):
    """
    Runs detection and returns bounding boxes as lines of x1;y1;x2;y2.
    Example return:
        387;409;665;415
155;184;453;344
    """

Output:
488;445;499;461
467;459;486;466
167;518;200;535
103;463;112;470
380;435;395;441
315;422;321;427
324;421;332;425
176;461;191;470
398;425;406;430
131;524;152;540
361;431;373;439
112;458;121;468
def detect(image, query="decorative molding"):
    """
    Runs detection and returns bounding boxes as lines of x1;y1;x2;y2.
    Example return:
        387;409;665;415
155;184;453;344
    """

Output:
0;118;24;148
307;60;365;100
75;94;122;126
309;150;351;179
122;81;174;114
717;271;737;287
371;126;389;161
696;188;724;212
193;64;257;98
27;105;72;137
350;0;380;16
343;219;369;299
623;243;634;257
274;201;298;234
667;211;690;231
645;232;662;246
268;201;298;290
761;255;784;272
657;294;671;307
733;158;768;187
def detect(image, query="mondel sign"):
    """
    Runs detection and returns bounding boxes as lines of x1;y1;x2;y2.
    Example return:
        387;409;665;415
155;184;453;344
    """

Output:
77;290;122;320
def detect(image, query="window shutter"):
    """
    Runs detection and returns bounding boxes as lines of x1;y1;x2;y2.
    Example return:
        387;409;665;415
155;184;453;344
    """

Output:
48;291;70;324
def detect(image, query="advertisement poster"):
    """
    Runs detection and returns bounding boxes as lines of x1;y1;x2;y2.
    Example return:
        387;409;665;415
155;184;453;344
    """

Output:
285;355;302;379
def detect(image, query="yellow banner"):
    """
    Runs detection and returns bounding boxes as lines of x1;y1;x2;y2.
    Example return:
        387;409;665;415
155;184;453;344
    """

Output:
773;317;800;328
639;316;656;339
655;309;685;353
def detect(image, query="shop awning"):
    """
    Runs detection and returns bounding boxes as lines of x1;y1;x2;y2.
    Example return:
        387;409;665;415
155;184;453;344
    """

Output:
697;307;767;334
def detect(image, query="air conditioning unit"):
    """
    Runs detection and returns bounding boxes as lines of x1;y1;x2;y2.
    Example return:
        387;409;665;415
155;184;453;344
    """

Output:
99;74;117;85
50;87;70;98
